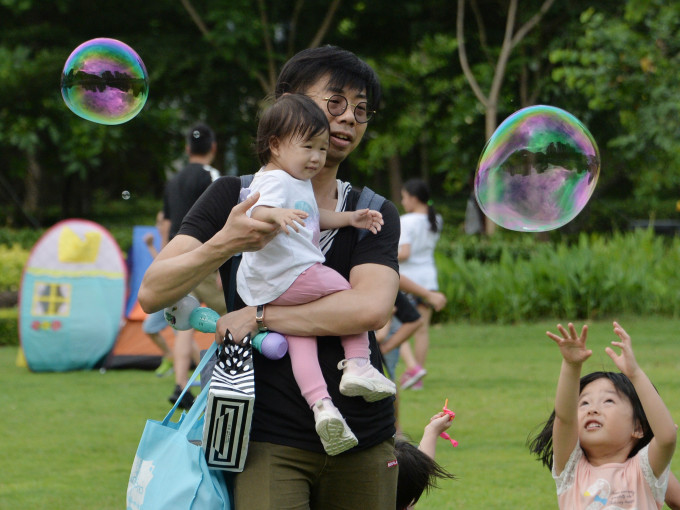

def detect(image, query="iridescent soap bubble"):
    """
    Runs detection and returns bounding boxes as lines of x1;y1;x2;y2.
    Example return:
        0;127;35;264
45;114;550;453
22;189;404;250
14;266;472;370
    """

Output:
474;105;600;232
61;38;149;125
121;190;131;200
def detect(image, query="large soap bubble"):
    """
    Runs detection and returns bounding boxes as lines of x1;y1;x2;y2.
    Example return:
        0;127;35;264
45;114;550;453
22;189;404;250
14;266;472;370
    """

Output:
474;105;600;232
61;38;149;125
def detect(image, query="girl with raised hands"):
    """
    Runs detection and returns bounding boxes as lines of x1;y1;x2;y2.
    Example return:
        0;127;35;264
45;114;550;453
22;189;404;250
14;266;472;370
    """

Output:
528;321;676;509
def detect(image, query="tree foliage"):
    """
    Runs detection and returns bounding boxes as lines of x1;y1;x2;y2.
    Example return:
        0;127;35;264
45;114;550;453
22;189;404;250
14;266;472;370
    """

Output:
549;0;680;203
1;0;678;227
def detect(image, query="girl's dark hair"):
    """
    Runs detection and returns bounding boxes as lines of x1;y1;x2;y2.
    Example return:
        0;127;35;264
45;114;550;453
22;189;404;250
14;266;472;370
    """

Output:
275;45;381;111
403;178;440;233
527;371;653;470
255;94;329;166
394;439;455;510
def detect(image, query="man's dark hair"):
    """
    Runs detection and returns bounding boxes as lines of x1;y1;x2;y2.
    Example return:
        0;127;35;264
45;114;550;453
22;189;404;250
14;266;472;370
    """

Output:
275;45;382;111
256;94;329;166
187;123;215;156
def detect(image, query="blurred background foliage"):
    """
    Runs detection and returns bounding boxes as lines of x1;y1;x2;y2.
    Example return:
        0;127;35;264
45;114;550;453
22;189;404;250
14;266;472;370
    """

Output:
2;0;680;333
1;0;679;229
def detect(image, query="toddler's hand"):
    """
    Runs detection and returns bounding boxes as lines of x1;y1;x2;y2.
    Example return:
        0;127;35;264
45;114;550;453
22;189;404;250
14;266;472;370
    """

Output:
351;208;384;234
268;208;308;234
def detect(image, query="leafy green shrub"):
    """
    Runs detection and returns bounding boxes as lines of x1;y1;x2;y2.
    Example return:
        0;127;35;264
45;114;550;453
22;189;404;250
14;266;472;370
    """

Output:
0;307;19;346
0;228;45;249
435;229;680;323
0;222;134;263
0;244;29;292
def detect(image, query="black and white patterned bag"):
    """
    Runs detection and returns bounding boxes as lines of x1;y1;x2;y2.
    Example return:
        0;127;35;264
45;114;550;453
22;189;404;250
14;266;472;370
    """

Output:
202;334;255;472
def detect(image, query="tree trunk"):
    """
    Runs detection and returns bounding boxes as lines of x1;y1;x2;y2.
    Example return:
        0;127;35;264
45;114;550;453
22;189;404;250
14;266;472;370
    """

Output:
484;105;497;235
23;150;40;216
419;134;430;184
387;154;403;206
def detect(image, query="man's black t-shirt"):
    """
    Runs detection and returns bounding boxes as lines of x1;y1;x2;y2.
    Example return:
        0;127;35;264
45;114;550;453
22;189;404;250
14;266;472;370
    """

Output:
163;162;219;240
179;175;400;453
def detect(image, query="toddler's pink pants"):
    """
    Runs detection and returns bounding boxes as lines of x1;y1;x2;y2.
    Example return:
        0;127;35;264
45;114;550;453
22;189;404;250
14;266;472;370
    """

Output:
270;262;370;407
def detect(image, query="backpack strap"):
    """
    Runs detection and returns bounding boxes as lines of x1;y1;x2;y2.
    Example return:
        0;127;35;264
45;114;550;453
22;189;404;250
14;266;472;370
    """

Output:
226;174;254;311
240;174;254;188
356;186;386;242
354;186;389;370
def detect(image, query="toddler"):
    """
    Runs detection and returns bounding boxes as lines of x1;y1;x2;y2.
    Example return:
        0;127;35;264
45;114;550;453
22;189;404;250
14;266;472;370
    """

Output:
237;93;396;455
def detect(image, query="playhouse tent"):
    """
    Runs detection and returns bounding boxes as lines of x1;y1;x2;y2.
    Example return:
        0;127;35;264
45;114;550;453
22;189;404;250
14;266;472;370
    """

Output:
19;219;127;371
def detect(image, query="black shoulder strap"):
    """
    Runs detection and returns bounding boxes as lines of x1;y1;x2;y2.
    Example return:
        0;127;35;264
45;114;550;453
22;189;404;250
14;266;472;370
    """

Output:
356;186;386;242
226;174;254;311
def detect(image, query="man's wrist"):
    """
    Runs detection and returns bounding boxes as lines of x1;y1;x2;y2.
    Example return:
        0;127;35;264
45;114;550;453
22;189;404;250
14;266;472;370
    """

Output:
255;304;268;332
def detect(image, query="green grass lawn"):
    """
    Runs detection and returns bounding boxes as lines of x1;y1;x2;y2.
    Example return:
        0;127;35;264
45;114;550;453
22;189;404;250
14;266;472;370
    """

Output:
1;317;679;509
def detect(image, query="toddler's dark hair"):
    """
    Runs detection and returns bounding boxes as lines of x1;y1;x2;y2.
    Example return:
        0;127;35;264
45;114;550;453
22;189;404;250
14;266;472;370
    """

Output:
527;371;653;470
395;439;455;510
255;93;329;166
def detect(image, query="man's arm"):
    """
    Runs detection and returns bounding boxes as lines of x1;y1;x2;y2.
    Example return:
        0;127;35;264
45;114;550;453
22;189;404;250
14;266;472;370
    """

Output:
215;263;399;342
138;193;278;313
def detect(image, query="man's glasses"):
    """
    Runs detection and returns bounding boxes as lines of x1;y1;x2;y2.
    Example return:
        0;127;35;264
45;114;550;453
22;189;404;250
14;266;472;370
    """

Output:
323;95;375;124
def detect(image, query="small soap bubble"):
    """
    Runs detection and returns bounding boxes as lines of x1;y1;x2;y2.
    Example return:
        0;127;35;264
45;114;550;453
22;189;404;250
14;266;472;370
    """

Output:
121;190;131;200
474;105;600;232
61;38;149;125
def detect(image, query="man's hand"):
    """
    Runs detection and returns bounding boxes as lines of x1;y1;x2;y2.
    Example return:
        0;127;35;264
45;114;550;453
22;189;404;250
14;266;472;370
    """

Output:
210;192;279;254
215;307;257;346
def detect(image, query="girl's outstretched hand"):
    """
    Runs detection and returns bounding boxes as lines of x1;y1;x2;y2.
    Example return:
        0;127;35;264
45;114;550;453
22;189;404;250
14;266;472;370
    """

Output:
426;411;454;436
605;321;641;378
546;323;592;366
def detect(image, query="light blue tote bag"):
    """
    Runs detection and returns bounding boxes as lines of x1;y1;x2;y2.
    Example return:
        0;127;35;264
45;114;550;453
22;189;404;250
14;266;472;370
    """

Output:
126;342;232;510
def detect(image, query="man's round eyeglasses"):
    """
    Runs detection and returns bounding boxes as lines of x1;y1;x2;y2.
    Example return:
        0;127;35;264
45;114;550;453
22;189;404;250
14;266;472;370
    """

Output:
323;95;375;124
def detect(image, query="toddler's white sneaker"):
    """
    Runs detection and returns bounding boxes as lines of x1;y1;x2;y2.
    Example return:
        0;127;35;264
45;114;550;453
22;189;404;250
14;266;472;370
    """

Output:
338;359;397;402
312;399;358;456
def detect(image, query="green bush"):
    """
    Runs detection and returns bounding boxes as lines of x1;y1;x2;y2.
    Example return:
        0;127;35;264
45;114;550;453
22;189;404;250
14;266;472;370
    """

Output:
0;307;19;346
0;228;45;249
435;229;680;323
0;244;29;292
0;222;135;261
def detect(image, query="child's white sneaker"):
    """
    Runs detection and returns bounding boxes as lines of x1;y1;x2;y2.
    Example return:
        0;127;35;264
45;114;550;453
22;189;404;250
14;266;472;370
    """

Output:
312;399;358;456
337;359;397;402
